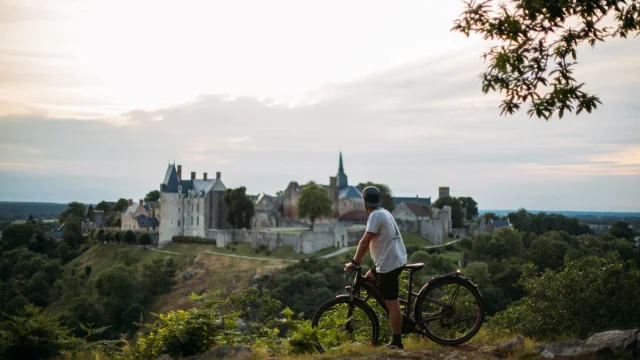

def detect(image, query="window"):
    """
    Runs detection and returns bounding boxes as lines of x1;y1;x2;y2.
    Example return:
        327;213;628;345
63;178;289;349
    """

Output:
178;208;180;212
178;220;181;226
191;216;193;225
197;216;199;226
191;202;194;211
197;203;199;213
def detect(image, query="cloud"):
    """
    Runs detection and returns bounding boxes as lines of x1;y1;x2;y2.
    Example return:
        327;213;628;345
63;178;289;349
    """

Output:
0;41;639;210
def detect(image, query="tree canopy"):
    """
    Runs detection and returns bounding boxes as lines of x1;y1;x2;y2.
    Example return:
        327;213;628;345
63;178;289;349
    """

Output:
433;196;466;228
58;202;87;224
144;190;161;202
452;0;640;119
223;187;255;229
358;182;395;211
609;220;634;240
297;182;333;227
458;196;479;220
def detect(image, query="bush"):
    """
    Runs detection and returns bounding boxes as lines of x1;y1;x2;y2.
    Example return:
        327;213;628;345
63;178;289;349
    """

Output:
171;236;215;245
488;253;640;340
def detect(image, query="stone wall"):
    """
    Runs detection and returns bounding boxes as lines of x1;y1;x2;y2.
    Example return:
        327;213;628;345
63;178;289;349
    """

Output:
159;192;183;248
419;206;452;245
204;225;345;254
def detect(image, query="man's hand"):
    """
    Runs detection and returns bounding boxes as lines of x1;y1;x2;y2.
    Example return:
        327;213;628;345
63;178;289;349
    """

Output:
344;262;358;272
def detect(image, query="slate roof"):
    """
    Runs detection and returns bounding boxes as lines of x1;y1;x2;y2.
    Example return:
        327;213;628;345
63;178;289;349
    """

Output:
161;164;180;193
491;219;510;228
339;186;363;199
394;196;431;206
402;202;430;217
136;215;159;228
123;203;141;216
160;164;226;194
339;210;369;221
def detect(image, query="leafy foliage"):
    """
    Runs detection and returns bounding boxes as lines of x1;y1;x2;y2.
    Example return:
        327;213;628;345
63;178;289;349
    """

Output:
508;208;592;235
458;196;479;220
609;220;634;240
296;182;333;227
144;190;161;202
358;182;395;211
453;0;640;119
489;254;640;339
58;202;87;224
224;187;256;229
433;196;466;228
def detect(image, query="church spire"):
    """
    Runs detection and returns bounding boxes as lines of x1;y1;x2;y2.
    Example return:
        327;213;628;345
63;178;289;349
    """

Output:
337;151;348;189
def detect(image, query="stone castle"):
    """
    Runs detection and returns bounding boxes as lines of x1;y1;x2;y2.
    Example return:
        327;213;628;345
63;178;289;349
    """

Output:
157;152;447;249
158;164;228;247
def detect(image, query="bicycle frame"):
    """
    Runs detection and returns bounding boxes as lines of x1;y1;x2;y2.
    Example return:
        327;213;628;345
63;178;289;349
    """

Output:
342;267;474;336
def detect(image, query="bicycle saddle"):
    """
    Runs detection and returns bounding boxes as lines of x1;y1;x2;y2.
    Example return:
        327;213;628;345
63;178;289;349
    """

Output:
404;263;425;270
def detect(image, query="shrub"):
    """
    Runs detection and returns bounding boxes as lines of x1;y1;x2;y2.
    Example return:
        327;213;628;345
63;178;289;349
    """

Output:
488;253;640;340
171;236;215;245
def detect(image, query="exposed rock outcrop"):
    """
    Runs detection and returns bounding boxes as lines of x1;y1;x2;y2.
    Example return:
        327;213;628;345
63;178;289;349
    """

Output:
536;329;639;359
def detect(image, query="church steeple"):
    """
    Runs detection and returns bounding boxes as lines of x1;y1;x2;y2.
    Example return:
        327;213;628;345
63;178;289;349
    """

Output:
337;152;348;189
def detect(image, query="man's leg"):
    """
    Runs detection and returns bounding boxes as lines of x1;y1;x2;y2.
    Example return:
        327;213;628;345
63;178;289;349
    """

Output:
385;298;403;338
379;268;404;349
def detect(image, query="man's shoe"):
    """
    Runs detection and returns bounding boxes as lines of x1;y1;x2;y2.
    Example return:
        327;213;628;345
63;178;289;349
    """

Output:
386;343;404;350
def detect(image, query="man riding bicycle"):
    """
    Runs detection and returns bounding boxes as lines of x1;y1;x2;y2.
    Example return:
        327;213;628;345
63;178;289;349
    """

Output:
344;186;407;350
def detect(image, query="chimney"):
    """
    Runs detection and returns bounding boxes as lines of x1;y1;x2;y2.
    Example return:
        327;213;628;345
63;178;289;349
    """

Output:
216;172;221;180
177;165;182;180
128;199;133;206
139;199;143;206
203;172;208;180
416;194;419;199
191;171;196;180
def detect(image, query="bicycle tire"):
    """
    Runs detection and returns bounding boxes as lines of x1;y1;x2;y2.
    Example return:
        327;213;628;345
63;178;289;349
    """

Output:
311;296;380;353
414;277;484;346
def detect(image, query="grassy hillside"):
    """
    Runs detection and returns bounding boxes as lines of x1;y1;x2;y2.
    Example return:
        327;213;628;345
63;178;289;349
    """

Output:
46;243;288;316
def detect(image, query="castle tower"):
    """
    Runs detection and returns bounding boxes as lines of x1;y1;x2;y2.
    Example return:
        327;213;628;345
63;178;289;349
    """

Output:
159;164;183;247
336;152;348;189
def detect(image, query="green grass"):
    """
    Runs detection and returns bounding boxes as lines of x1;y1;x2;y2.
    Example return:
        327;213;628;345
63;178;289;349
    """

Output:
401;232;432;247
310;246;340;257
442;250;463;263
205;243;306;260
270;228;307;234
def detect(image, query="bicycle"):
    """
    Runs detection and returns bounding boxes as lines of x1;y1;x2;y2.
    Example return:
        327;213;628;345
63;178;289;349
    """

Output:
311;262;484;353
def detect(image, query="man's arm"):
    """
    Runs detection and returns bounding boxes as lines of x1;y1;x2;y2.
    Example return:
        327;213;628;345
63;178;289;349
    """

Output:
353;232;375;264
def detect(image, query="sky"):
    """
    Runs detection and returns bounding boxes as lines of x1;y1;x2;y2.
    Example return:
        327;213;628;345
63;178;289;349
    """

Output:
0;0;639;211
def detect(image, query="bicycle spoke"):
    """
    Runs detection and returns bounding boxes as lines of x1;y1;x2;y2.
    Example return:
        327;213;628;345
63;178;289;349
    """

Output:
423;296;452;308
450;284;461;306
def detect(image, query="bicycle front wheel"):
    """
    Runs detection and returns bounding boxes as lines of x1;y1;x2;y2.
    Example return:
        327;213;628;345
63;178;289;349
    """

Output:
311;296;379;353
414;277;484;345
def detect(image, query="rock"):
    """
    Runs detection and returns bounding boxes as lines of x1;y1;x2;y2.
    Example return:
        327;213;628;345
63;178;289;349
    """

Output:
498;335;525;353
183;271;195;280
536;329;640;359
197;346;252;359
157;355;173;360
585;329;639;352
478;345;497;354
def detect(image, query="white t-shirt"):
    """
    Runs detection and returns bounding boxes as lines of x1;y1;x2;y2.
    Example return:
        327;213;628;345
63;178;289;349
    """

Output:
366;208;407;273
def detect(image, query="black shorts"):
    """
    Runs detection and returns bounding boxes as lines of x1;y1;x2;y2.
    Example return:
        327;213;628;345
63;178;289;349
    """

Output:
371;265;404;301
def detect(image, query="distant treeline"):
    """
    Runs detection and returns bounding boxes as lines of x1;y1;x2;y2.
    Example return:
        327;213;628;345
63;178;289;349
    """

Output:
0;202;68;222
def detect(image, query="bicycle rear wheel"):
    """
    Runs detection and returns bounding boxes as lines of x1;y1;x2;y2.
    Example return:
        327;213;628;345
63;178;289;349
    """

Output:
414;277;484;345
311;296;379;353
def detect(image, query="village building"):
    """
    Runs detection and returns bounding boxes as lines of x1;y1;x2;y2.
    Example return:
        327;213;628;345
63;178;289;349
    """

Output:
121;199;159;231
158;164;227;247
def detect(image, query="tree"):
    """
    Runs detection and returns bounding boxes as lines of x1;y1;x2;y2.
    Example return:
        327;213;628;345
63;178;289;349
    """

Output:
145;190;161;202
433;196;465;228
123;230;136;245
453;0;639;120
62;219;82;249
84;265;92;279
296;182;333;228
95;201;111;212
358;182;395;211
86;205;94;221
112;198;129;213
609;220;634;240
58;202;87;223
0;223;35;251
458;196;479;220
223;187;255;229
137;232;152;248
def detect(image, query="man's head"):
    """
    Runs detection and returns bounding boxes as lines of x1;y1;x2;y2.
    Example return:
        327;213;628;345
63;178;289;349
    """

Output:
362;186;382;213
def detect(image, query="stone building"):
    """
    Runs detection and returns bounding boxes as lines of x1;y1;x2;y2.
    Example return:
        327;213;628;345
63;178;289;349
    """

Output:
121;199;159;231
252;193;283;228
282;152;366;223
392;202;430;232
158;163;228;247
